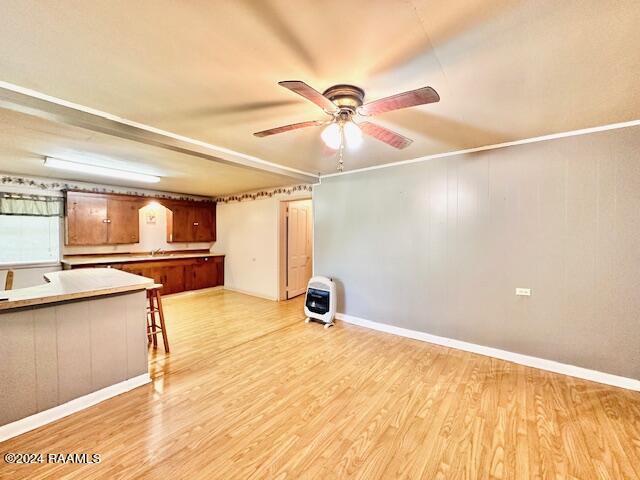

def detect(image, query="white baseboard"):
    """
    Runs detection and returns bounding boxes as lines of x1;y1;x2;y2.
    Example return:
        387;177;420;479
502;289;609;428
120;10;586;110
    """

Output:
223;286;278;301
0;373;151;443
335;313;640;392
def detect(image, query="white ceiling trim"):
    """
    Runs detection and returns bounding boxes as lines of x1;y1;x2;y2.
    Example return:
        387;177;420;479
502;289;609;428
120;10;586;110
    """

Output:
320;118;640;179
0;80;319;182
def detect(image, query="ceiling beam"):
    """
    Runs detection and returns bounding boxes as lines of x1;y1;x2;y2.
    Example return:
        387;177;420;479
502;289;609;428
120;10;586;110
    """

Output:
0;82;319;184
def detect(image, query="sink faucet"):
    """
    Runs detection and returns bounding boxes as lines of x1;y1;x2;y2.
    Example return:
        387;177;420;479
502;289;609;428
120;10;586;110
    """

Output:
151;248;164;256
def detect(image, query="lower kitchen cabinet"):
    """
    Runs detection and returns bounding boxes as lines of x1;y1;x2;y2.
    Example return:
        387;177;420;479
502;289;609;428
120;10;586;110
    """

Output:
155;264;187;295
185;257;217;291
100;255;224;296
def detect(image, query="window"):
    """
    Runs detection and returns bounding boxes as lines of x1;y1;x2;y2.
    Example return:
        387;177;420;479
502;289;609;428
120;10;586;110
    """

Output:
0;193;62;265
0;215;60;264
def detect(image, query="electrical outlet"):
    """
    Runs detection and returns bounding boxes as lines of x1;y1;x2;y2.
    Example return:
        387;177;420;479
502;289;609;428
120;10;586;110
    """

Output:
515;288;531;296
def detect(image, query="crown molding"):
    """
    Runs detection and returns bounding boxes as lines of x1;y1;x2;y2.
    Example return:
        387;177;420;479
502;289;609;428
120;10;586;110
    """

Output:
322;118;640;178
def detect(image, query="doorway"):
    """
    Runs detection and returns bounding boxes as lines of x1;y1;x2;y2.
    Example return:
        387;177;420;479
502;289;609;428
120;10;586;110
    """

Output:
279;199;313;300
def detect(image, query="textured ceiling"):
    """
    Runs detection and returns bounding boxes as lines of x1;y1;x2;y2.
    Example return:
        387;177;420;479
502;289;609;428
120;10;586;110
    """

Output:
0;109;297;196
0;0;639;186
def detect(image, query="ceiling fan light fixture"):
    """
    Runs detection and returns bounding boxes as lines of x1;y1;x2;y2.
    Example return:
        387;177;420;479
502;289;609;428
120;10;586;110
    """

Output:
343;121;363;149
321;122;342;150
255;81;439;156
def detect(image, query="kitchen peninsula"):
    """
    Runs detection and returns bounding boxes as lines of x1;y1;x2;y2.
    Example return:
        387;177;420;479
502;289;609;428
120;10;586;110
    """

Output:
0;268;153;440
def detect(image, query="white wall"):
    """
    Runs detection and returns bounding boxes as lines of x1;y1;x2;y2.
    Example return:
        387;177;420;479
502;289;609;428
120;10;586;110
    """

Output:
212;193;311;301
212;198;280;300
63;203;213;255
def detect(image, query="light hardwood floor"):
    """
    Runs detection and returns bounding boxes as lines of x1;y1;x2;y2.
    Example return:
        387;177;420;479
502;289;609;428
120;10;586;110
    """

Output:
1;289;640;479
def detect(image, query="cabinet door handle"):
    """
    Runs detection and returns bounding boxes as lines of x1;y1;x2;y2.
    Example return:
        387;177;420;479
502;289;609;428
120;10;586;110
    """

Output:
193;222;199;226
102;219;112;223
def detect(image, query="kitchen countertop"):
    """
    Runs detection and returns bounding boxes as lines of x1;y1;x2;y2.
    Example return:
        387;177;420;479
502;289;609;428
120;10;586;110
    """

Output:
0;268;154;311
62;252;225;266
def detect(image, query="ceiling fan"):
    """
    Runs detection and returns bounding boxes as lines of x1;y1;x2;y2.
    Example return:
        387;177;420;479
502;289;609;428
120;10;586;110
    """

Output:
254;81;440;169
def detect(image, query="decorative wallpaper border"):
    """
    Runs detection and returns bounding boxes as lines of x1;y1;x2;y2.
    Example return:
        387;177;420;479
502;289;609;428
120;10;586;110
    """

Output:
0;174;213;202
0;174;313;204
215;184;312;203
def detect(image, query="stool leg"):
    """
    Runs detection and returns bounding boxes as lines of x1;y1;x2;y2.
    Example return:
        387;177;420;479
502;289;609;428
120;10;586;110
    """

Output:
156;290;170;353
149;292;158;348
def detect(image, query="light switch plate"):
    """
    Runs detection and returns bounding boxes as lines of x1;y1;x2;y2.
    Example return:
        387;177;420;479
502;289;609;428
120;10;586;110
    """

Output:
516;288;531;296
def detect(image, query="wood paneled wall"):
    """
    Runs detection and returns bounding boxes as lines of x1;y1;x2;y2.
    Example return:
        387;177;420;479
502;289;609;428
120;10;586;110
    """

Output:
0;291;147;426
314;125;640;380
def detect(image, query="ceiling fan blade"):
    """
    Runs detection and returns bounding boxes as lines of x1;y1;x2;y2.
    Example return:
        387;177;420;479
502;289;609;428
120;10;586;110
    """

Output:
253;120;323;137
278;81;338;113
359;121;413;149
358;86;440;116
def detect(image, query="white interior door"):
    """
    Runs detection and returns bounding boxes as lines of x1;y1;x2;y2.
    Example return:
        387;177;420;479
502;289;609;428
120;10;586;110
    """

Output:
287;200;312;299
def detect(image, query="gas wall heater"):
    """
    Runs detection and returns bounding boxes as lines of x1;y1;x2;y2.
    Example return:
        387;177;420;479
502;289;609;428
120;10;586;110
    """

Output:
304;276;337;329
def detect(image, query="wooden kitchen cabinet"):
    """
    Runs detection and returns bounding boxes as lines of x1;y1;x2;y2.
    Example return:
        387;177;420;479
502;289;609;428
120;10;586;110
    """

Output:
66;193;108;246
66;192;142;245
156;265;186;295
66;192;216;246
166;201;216;243
165;203;193;243
213;255;224;285
193;205;215;242
104;197;142;244
101;255;224;296
117;263;142;276
185;257;219;291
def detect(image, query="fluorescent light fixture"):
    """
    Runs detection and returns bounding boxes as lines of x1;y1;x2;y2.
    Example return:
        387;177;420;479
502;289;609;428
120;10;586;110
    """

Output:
44;157;160;183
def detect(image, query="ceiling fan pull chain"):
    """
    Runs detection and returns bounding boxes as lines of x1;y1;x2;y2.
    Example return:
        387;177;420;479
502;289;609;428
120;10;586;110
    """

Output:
337;129;345;172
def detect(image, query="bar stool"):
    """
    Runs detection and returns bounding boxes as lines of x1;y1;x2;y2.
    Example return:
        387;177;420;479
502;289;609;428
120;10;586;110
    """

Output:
146;284;170;352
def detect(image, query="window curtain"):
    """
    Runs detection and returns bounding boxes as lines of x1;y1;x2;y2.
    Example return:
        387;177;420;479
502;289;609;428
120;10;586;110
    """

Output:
0;192;63;217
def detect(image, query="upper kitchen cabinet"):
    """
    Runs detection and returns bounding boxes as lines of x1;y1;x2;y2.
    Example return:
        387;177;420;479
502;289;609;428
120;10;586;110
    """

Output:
66;192;108;245
193;204;215;242
105;196;142;244
166;201;216;243
66;192;142;245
